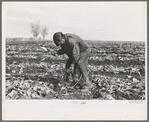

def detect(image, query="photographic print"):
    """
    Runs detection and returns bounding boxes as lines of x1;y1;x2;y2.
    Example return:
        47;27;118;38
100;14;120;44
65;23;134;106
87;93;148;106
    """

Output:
2;1;147;120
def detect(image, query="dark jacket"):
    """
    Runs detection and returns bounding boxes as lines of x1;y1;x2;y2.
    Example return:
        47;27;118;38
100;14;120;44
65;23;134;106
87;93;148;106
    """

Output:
57;33;89;63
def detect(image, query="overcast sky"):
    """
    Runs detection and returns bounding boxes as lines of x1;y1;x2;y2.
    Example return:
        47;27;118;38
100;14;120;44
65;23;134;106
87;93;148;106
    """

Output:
3;2;147;41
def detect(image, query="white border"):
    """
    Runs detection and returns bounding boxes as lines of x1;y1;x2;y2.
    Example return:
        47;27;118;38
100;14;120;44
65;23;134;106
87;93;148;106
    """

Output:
2;2;147;120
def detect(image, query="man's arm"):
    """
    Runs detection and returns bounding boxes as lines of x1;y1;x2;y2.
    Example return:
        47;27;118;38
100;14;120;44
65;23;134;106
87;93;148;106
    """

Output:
66;58;73;69
57;48;65;55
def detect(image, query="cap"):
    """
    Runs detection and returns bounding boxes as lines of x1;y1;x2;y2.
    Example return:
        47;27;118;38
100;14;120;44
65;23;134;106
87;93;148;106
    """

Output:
53;32;63;46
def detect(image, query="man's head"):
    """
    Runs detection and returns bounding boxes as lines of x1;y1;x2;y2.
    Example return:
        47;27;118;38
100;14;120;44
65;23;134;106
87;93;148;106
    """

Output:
53;32;65;46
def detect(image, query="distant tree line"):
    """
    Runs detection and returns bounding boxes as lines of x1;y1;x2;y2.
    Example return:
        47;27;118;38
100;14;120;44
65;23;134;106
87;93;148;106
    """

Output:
30;21;49;40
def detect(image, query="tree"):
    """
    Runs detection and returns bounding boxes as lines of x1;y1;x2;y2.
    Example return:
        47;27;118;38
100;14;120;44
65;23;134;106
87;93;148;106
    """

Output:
30;21;40;38
40;27;49;40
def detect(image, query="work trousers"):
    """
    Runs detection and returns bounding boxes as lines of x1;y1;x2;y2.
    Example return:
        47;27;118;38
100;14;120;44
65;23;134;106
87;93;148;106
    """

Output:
66;48;92;86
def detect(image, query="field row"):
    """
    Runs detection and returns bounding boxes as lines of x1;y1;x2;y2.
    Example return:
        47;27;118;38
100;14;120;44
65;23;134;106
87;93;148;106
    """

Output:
6;61;145;81
6;53;145;68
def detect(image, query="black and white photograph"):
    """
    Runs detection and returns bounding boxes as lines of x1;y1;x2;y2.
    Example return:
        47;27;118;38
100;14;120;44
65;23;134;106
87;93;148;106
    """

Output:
2;1;147;120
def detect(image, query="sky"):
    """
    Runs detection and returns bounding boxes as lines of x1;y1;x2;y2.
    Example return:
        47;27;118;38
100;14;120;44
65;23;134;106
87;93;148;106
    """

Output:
3;2;147;41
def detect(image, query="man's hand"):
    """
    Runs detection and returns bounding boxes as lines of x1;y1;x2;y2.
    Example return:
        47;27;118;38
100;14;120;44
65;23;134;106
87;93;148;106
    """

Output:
66;67;74;74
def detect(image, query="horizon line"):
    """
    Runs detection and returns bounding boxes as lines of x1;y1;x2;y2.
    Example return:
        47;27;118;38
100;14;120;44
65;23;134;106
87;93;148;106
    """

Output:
6;37;145;42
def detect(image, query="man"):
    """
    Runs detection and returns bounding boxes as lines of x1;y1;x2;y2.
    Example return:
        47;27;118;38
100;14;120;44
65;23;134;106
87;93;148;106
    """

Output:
53;32;93;92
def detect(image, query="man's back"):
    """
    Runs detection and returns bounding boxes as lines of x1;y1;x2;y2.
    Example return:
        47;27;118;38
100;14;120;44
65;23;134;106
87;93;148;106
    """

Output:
64;33;89;53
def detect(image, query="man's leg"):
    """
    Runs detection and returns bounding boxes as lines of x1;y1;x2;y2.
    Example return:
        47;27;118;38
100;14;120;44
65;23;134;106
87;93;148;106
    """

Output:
77;49;92;90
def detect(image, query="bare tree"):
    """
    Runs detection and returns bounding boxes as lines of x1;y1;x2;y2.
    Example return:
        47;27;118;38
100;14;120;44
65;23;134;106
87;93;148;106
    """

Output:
41;27;49;40
30;21;40;38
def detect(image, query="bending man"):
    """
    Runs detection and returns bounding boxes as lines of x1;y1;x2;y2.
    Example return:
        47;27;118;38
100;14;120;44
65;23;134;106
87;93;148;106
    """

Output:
53;32;92;91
